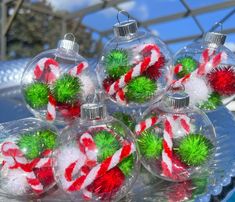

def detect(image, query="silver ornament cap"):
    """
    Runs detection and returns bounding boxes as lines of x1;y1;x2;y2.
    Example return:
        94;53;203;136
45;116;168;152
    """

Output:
81;103;107;120
113;19;138;37
204;32;226;46
164;91;190;109
57;33;79;52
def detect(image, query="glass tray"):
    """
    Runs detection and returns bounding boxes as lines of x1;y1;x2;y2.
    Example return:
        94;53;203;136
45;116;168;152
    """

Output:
0;59;235;201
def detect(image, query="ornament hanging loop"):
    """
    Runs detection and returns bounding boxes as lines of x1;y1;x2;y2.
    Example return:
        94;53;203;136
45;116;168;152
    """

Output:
214;22;223;33
64;33;76;42
117;10;130;24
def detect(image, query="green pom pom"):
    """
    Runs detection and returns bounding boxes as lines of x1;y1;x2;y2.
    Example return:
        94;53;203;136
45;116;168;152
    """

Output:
177;133;213;166
93;130;120;162
17;132;42;160
176;56;197;78
118;155;134;176
104;49;129;79
24;82;49;109
199;92;222;110
38;130;57;150
52;74;81;103
138;129;162;159
125;76;157;103
113;112;135;131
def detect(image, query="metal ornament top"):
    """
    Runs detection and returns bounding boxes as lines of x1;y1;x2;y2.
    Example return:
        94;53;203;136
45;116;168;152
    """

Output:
57;33;79;52
204;31;226;46
81;103;107;120
164;90;190;109
113;10;138;37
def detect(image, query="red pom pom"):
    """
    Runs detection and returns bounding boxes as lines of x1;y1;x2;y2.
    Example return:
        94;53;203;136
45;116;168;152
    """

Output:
207;66;235;96
57;102;81;119
34;167;55;186
87;167;125;200
103;77;115;91
144;55;165;80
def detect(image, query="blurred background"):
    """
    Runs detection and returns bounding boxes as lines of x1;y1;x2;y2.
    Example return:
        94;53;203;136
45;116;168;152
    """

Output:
1;0;235;60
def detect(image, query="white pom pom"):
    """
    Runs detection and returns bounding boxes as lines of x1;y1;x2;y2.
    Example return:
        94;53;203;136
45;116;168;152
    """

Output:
1;168;29;195
80;74;95;97
184;76;211;106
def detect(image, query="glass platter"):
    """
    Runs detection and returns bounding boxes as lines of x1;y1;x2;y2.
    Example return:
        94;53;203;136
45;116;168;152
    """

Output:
0;59;235;202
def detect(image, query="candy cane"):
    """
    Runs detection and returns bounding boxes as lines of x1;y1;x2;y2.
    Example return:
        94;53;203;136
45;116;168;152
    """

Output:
135;116;160;135
161;117;173;177
69;61;88;77
172;115;191;135
106;44;160;96
1;142;44;193
66;143;135;192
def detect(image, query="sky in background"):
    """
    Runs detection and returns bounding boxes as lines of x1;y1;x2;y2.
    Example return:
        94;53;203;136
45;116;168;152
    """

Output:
44;0;235;53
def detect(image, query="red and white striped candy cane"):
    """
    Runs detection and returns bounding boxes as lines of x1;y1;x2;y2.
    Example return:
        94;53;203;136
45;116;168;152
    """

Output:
66;143;135;192
79;132;97;167
106;44;161;96
69;61;88;77
161;117;174;177
135;116;160;135
34;58;60;85
172;114;191;135
1;142;44;193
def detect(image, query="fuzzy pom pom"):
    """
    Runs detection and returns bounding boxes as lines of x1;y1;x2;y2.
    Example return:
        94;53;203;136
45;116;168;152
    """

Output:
24;82;49;109
58;102;81;120
79;74;95;97
207;66;235;96
87;167;125;201
17;132;42;160
38;130;57;150
1;169;29;195
184;76;211;105
199;92;222;110
175;56;197;78
52;74;82;104
118;155;134;176
144;55;165;80
177;133;213;166
125;76;157;103
138;129;162;159
34;167;54;186
94;130;120;162
104;49;129;79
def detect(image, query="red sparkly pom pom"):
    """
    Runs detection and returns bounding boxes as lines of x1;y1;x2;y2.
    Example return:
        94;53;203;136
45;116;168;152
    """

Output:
34;167;55;186
57;102;81;119
103;77;115;91
144;55;165;80
207;66;235;96
87;167;125;200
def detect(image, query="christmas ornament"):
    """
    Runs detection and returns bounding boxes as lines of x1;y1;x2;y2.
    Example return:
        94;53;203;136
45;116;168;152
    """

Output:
53;97;140;201
21;33;94;123
135;86;216;181
0;118;58;197
96;11;172;106
172;31;235;110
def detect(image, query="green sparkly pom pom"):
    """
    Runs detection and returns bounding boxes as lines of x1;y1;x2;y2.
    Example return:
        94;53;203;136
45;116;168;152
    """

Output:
24;82;49;109
113;112;135;131
199;92;222;110
177;133;213;166
94;130;120;162
104;49;129;79
52;74;81;104
17;132;43;160
125;76;157;103
118;155;134;176
176;56;197;78
39;130;57;149
138;129;162;159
